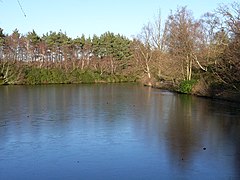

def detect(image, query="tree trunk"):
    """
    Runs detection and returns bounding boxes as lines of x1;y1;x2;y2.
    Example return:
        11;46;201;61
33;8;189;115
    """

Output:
146;63;151;79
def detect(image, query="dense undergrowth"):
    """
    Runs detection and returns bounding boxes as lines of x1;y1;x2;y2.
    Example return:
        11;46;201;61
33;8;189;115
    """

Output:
0;62;137;85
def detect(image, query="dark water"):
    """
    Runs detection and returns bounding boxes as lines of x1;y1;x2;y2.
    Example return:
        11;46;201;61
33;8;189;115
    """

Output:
0;84;240;179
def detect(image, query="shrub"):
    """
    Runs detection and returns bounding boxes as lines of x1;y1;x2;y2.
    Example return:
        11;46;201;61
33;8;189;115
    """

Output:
179;80;197;94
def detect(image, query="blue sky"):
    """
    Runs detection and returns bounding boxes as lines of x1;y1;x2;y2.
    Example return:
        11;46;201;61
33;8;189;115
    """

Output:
0;0;235;38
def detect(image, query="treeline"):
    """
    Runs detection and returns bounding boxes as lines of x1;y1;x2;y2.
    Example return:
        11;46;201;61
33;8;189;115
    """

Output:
133;1;240;100
0;30;132;73
0;30;136;84
0;2;240;100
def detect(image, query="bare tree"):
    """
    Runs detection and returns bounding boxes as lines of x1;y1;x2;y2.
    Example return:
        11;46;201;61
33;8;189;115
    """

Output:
133;23;153;80
165;7;205;81
132;11;169;82
213;1;240;91
149;10;168;51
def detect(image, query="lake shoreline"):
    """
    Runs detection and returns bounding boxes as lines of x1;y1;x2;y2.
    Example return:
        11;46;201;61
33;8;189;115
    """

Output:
143;81;240;103
1;70;239;103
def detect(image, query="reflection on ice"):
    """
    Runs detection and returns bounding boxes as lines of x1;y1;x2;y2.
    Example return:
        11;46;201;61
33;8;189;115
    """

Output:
0;84;240;179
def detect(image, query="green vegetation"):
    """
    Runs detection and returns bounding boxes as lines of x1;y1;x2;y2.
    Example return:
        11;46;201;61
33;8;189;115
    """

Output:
0;61;136;85
179;80;197;94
